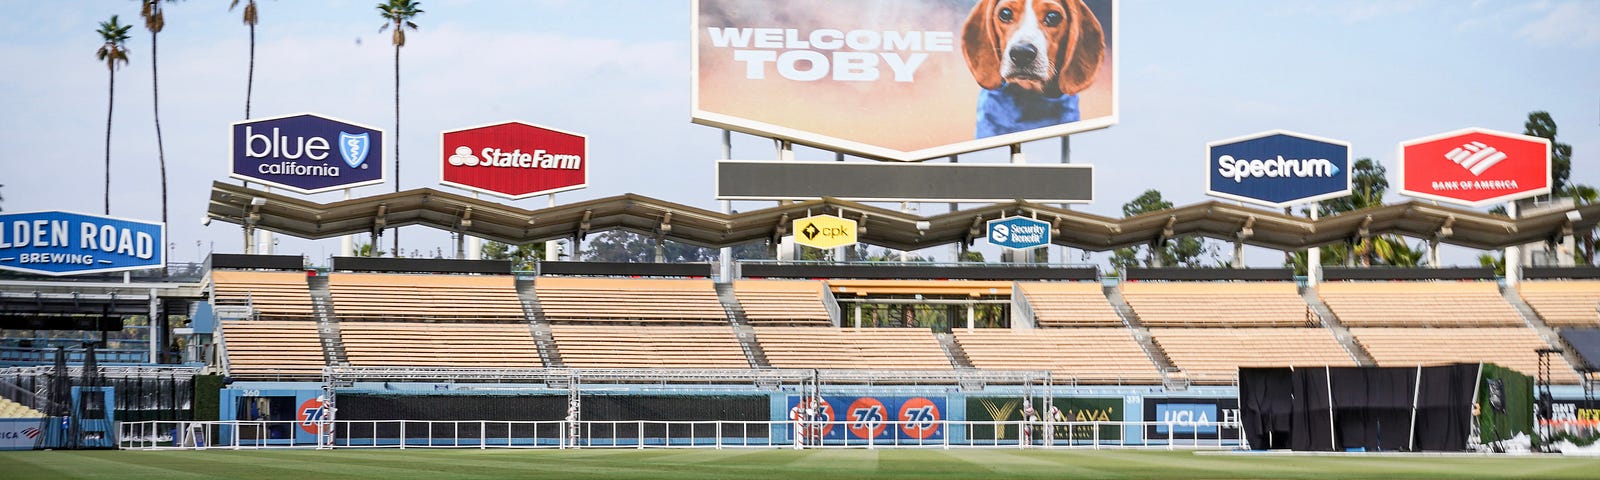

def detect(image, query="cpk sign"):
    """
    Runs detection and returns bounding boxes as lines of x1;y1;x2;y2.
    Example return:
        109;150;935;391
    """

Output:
1398;128;1551;207
440;121;588;199
0;211;164;276
231;113;385;194
987;216;1050;250
792;214;857;249
1206;130;1350;208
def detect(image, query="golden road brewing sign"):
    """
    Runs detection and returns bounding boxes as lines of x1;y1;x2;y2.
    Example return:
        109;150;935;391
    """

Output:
792;214;858;249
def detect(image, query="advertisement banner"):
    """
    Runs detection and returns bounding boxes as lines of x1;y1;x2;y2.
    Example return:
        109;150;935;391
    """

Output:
440;121;588;200
792;214;858;249
785;395;945;441
693;0;1118;161
231;113;386;194
967;396;1121;441
987;216;1051;250
1205;130;1351;208
0;420;44;451
1397;128;1551;208
0;211;164;276
1142;398;1239;439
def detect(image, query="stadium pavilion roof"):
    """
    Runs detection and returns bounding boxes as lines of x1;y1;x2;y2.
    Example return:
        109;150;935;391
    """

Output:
207;181;1600;253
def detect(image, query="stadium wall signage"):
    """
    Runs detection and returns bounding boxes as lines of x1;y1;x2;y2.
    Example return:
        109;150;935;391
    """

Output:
693;0;1118;161
1141;398;1239;439
967;396;1121;441
1205;130;1351;208
1398;127;1551;208
0;211;164;276
792;214;858;249
785;395;945;441
987;216;1051;250
440;121;588;199
231;113;386;194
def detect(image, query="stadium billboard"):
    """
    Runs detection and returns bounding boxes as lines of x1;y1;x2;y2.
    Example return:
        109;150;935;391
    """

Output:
1142;398;1239;440
987;216;1051;250
0;211;164;276
1205;130;1351;208
440;121;588;200
1397;127;1551;208
231;113;386;194
693;0;1118;162
792;214;858;249
786;395;946;441
968;396;1121;441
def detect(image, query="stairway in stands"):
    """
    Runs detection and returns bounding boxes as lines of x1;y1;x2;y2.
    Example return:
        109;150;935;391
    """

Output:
1502;285;1588;373
1300;288;1377;366
305;274;349;368
713;283;772;368
1103;284;1183;388
934;333;976;369
516;277;565;368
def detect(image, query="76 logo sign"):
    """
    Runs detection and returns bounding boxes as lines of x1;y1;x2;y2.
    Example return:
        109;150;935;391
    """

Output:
847;398;888;439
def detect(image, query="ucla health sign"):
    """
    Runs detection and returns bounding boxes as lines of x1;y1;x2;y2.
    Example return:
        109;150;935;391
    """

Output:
1206;130;1351;208
231;113;385;194
0;211;165;276
987;216;1050;250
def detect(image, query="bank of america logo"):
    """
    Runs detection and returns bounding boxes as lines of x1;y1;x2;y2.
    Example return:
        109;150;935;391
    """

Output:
1444;141;1508;176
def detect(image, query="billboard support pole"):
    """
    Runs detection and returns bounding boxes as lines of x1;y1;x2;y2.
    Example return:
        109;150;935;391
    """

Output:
1507;202;1521;287
1309;207;1321;288
148;287;159;364
260;186;276;255
949;156;961;262
720;130;734;281
1006;145;1025;265
545;194;560;262
340;189;354;258
465;193;482;261
1059;137;1072;265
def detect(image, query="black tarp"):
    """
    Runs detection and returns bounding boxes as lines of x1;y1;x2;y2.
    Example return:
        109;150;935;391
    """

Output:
1239;367;1292;449
1240;364;1480;452
1559;328;1600;372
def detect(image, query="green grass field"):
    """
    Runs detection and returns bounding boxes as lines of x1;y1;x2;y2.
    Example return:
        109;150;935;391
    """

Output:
3;449;1600;479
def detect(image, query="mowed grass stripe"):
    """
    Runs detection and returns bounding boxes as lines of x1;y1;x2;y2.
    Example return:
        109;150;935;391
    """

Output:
4;449;1600;479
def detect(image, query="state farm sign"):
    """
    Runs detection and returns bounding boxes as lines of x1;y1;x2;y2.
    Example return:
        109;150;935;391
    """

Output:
1397;127;1550;208
440;121;588;199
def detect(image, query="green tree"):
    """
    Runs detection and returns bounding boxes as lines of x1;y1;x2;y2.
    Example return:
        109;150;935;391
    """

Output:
352;240;385;257
96;16;132;216
377;0;423;255
481;241;543;270
1110;189;1214;272
581;231;714;263
139;0;175;235
230;0;259;119
1525;111;1573;195
1288;158;1426;272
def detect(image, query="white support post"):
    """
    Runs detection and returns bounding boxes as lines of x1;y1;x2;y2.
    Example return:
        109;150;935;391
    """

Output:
1506;202;1521;287
465;193;482;260
720;130;734;281
340;189;354;257
260;186;275;255
1059;136;1072;264
545;194;560;261
1309;208;1321;288
966;303;975;332
148;287;160;364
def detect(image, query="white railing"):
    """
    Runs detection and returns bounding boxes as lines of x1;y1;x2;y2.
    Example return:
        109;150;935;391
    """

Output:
119;419;1242;450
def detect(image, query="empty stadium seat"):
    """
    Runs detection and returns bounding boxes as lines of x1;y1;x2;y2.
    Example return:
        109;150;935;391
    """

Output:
754;327;952;370
340;322;540;368
329;273;525;321
1150;327;1357;384
732;280;833;326
211;270;314;320
1123;282;1314;327
1320;282;1522;327
1017;282;1123;327
549;324;749;369
1350;327;1580;384
535;277;727;324
827;279;1012;298
1518;281;1600;328
953;328;1160;384
220;320;324;378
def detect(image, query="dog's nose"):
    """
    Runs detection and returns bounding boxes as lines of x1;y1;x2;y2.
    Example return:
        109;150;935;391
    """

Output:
1007;44;1037;65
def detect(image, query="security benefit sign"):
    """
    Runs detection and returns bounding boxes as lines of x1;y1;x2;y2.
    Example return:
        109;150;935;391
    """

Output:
440;121;588;199
0;211;164;276
694;0;1118;161
792;214;858;249
988;216;1051;250
1398;127;1551;208
1206;130;1350;208
786;395;945;442
231;113;385;194
1143;398;1239;440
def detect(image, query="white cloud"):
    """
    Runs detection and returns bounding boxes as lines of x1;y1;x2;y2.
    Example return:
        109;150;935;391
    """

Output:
1516;1;1600;47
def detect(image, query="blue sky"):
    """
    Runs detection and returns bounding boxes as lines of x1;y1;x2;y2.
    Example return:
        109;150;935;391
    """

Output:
1;0;1596;266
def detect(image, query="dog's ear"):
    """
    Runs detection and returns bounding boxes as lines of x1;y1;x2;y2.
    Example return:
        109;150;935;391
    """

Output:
961;0;1004;90
1054;0;1104;95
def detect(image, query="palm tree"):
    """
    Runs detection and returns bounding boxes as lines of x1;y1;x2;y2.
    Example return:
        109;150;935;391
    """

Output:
139;1;173;231
377;0;423;255
230;0;259;119
96;16;132;216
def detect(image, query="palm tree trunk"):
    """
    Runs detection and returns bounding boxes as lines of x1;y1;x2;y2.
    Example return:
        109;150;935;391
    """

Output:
245;23;254;118
152;31;169;234
392;43;401;256
105;68;115;215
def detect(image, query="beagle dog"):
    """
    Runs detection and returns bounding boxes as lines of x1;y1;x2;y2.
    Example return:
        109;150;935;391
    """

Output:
962;0;1105;138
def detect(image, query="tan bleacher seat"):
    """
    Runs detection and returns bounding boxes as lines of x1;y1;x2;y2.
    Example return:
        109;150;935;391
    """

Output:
1351;327;1580;384
1519;281;1600;328
732;280;832;326
754;327;952;370
954;328;1160;384
211;270;314;320
535;277;727;324
329;273;525;321
1018;282;1122;327
1122;282;1314;327
1150;327;1357;384
340;322;540;368
0;397;45;418
549;324;749;368
1319;281;1522;327
827;279;1013;298
220;320;324;377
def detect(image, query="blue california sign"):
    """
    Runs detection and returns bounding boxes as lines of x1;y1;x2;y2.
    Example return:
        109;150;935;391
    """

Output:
231;113;386;194
986;216;1051;250
0;211;165;276
1206;130;1351;208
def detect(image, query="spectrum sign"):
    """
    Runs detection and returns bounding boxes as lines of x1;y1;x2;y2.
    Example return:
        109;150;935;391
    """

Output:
0;211;165;276
440;121;588;199
1205;130;1351;208
231;113;386;194
1398;127;1551;208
